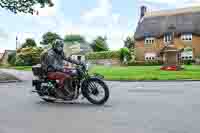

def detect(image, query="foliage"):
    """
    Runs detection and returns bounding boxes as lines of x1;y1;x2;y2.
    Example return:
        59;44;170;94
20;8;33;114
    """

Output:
86;51;120;60
124;36;135;49
119;48;132;64
7;52;16;66
64;34;86;44
184;47;192;52
0;0;53;14
40;32;62;46
15;47;43;66
21;38;37;48
90;36;109;52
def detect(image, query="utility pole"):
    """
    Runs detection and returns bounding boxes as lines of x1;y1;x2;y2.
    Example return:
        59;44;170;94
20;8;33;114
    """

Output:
16;36;18;50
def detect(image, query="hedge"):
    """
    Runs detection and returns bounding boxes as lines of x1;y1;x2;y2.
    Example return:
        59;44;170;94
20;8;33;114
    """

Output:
128;60;163;66
85;51;120;60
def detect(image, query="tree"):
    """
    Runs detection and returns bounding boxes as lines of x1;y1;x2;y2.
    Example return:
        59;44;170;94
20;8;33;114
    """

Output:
40;32;61;46
124;36;135;49
0;0;53;14
64;34;86;44
120;48;132;64
21;38;37;48
90;36;109;52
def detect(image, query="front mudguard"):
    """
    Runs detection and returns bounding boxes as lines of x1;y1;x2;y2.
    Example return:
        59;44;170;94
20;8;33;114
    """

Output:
93;73;104;79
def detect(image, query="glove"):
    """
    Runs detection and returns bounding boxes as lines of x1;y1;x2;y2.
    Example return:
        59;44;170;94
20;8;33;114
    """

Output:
79;61;85;66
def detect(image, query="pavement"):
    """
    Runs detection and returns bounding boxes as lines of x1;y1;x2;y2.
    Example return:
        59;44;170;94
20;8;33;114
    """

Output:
0;80;200;133
0;69;33;81
0;70;19;82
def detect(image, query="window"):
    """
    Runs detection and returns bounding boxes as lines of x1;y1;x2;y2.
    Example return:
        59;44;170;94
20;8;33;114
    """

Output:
145;53;156;61
164;33;172;44
181;33;192;41
145;37;155;45
181;51;193;60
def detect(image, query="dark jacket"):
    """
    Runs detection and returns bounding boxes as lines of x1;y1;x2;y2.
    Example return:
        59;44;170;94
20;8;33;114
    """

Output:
40;49;80;72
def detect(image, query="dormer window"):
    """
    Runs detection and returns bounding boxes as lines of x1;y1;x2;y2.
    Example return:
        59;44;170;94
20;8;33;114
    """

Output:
145;37;155;45
181;33;192;41
164;33;172;44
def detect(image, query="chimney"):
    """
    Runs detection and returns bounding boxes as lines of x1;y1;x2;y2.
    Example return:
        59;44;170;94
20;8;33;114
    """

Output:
140;6;147;19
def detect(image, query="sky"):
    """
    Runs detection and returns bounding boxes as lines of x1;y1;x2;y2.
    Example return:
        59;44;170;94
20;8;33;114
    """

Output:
0;0;200;53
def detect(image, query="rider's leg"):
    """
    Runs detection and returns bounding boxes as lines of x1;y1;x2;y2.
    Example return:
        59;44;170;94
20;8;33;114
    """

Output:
47;72;69;88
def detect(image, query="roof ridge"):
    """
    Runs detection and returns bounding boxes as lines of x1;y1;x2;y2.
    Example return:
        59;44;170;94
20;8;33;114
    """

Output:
145;6;200;18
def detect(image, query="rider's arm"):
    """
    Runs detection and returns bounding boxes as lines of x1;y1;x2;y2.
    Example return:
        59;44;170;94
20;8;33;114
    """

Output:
64;56;82;65
61;51;82;65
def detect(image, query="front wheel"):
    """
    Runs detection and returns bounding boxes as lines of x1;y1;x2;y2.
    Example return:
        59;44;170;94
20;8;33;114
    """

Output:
82;78;109;105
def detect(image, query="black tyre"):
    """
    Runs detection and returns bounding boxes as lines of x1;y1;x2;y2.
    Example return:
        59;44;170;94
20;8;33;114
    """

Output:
83;78;109;105
42;97;56;103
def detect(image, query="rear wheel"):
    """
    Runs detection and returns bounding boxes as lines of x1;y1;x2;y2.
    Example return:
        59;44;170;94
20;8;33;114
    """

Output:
82;78;109;105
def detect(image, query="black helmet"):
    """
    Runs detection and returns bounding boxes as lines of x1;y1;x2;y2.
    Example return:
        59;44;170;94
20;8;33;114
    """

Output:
52;39;64;53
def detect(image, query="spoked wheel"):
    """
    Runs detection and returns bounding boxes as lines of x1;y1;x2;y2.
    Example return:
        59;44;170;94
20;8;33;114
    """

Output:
83;78;109;105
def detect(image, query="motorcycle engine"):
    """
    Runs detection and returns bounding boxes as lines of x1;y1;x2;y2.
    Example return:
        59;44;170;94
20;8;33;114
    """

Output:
41;81;56;96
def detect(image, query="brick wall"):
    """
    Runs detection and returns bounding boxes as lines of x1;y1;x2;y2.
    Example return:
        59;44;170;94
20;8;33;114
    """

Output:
192;35;200;58
135;35;198;62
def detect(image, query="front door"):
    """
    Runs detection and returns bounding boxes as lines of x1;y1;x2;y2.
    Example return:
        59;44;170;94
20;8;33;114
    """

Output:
165;52;177;65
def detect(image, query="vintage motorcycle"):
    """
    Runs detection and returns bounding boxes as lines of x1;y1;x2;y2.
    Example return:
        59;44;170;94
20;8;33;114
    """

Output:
31;63;109;105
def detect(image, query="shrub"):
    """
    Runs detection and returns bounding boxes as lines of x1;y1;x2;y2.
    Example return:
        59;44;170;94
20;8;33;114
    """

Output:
86;51;120;60
128;60;163;66
15;47;43;66
7;52;16;65
181;59;195;65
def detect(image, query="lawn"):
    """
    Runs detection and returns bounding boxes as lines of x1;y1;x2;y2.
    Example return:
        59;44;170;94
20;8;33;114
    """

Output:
1;65;200;80
89;65;200;81
0;65;32;71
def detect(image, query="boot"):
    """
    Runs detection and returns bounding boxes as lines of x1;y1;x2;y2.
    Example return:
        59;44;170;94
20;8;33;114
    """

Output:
63;79;74;97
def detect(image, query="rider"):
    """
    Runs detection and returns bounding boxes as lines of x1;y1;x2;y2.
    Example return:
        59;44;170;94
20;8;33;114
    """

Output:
40;38;84;95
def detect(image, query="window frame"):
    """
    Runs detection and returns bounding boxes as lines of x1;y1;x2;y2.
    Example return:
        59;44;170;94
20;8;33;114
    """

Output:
181;33;192;41
163;33;172;44
144;37;155;45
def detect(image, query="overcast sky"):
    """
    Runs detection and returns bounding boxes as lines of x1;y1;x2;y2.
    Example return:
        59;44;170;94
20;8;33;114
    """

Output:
0;0;200;53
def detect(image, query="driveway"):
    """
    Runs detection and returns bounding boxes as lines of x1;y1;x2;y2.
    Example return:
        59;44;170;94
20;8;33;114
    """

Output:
0;81;200;133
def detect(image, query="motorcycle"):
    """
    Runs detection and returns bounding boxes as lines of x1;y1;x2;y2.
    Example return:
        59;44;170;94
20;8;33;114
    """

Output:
31;63;110;105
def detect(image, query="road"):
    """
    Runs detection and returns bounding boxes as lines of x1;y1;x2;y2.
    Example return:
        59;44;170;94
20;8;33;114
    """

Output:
0;81;200;133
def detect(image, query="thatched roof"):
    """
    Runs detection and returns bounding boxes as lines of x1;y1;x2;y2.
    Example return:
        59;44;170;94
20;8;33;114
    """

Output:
134;7;200;40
